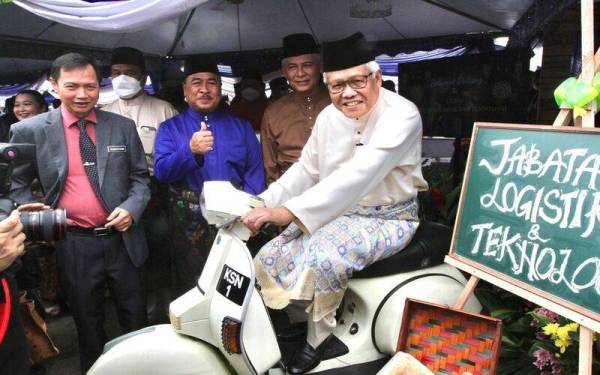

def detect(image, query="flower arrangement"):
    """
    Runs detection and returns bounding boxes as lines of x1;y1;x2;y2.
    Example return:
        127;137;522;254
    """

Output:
476;285;599;374
530;308;580;374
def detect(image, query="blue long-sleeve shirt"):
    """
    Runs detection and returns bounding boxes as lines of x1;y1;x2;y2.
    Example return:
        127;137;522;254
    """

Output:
154;108;265;195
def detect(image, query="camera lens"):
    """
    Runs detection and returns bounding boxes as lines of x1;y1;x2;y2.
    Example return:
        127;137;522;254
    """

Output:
21;209;67;242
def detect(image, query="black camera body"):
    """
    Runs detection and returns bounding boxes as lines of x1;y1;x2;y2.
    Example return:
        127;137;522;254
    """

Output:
0;143;66;242
0;143;35;195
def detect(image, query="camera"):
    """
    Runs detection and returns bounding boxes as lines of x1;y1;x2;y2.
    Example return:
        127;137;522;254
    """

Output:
0;143;66;242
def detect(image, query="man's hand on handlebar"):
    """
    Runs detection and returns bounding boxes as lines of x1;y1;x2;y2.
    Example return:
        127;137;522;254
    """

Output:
242;206;294;235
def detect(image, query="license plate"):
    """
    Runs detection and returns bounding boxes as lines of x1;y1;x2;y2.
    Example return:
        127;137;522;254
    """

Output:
216;265;250;306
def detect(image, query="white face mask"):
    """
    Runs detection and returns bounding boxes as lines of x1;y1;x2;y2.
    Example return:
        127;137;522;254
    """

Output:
112;74;142;99
241;87;261;102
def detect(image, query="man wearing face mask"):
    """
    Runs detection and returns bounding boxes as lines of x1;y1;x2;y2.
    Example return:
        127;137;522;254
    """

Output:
104;47;178;324
104;47;178;174
229;70;269;133
261;33;330;185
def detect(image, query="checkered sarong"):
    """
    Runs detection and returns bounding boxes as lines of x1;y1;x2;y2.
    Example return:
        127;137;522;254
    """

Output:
255;198;419;321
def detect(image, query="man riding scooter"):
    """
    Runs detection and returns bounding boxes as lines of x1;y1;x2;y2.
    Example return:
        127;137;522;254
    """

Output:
242;32;428;374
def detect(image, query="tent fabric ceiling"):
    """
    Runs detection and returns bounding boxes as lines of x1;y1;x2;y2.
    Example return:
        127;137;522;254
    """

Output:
0;58;51;75
0;0;535;57
11;0;208;31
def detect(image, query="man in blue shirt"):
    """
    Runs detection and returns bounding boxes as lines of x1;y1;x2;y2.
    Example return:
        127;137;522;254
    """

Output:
154;57;265;294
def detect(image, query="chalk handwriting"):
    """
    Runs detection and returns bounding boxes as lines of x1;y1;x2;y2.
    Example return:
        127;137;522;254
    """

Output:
470;223;600;295
478;138;598;188
466;134;600;302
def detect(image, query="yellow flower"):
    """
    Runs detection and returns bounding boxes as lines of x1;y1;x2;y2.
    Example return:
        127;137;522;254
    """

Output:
556;326;571;341
554;337;570;353
567;322;579;331
543;323;560;336
541;322;579;355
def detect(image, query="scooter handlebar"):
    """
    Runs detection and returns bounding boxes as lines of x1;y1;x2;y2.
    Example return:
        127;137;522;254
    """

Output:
259;223;278;236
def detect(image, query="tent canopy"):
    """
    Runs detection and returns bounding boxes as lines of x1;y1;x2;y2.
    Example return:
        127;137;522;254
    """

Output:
0;0;534;81
0;0;535;57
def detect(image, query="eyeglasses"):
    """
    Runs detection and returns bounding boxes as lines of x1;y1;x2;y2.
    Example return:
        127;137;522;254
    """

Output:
327;72;374;94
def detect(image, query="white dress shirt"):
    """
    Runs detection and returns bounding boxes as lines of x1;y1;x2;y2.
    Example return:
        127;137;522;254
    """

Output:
104;92;178;174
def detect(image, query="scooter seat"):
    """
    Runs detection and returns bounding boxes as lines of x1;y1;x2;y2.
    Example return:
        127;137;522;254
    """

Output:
353;221;451;279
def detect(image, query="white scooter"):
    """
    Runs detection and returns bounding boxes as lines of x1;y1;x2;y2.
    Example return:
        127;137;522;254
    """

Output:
88;181;480;375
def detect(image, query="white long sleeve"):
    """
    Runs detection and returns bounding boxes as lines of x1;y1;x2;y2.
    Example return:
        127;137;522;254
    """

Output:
261;89;428;233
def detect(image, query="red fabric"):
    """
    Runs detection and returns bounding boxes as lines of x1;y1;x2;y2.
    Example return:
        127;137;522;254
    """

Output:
0;277;11;344
55;106;108;227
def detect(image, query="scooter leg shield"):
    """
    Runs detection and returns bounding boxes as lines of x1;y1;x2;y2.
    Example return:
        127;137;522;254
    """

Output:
310;264;481;373
370;264;481;354
88;324;233;375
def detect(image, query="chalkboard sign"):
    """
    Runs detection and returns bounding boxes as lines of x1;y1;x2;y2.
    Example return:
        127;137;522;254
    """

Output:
448;123;600;330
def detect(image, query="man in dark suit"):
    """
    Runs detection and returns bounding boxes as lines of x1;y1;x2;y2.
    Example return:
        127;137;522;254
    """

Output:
9;52;150;373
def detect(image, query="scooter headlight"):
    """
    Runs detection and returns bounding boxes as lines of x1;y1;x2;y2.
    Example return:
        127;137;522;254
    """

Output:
221;317;242;354
169;310;181;331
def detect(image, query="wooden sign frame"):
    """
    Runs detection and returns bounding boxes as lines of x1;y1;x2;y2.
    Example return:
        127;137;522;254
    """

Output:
445;1;599;373
446;122;600;334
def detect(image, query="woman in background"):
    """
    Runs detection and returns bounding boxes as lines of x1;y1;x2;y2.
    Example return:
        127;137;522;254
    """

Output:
13;90;47;121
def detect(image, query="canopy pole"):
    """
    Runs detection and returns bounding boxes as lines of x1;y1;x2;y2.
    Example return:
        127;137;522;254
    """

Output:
167;9;197;56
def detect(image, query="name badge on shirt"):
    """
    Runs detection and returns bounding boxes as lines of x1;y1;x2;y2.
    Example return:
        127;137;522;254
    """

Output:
108;145;127;153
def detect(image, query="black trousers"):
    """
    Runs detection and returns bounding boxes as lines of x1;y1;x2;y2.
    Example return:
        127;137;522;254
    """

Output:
143;179;173;324
56;233;146;373
0;274;29;375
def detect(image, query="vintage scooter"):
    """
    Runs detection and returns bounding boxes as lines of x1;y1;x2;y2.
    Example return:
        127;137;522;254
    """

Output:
88;181;480;375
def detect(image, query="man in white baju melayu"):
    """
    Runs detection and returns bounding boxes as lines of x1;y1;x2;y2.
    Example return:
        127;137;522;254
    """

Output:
242;32;428;374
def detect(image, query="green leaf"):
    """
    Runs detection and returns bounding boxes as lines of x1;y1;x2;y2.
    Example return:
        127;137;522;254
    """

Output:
528;311;551;326
490;308;519;319
497;355;538;374
500;347;527;361
506;315;534;334
475;289;504;311
498;347;540;375
502;331;525;347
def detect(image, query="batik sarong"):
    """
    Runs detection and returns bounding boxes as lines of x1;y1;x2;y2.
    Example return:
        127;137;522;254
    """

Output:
255;198;419;321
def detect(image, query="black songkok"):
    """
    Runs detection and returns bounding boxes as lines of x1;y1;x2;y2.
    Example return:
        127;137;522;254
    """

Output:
184;56;220;78
240;69;263;81
111;47;145;71
282;33;319;58
322;32;373;73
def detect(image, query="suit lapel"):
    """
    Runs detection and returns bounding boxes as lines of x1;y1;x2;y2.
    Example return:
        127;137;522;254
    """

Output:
42;109;68;186
95;110;111;186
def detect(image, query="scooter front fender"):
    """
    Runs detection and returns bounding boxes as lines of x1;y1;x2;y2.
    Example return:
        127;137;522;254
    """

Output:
87;324;233;375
